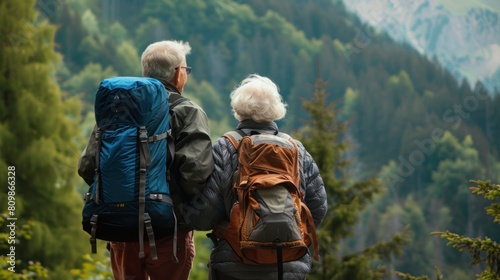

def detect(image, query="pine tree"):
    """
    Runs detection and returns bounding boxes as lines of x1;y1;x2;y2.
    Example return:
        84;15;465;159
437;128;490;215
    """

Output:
432;180;500;280
397;180;500;280
295;71;410;279
0;0;87;278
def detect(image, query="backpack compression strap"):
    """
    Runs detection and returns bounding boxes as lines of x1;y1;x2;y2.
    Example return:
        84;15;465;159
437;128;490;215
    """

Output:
302;201;320;261
94;128;103;204
89;128;103;254
276;238;284;280
139;126;179;261
138;126;152;259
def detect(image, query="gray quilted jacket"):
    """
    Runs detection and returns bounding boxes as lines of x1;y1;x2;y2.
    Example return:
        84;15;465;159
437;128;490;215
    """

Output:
187;120;328;280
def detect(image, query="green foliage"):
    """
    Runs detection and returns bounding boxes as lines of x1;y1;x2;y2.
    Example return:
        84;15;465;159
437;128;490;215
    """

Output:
0;213;49;279
375;130;491;277
60;63;117;114
397;266;444;280
432;180;500;280
0;259;48;280
114;41;141;76
0;0;86;278
295;76;409;279
339;87;358;121
332;228;411;280
190;231;212;280
184;77;229;122
427;133;486;234
69;254;113;280
377;198;434;276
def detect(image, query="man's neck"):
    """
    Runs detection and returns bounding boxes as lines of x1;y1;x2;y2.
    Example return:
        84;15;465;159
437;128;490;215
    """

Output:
154;77;181;94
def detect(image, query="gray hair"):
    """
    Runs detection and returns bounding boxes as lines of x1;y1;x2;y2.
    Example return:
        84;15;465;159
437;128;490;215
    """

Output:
141;40;191;81
230;74;287;122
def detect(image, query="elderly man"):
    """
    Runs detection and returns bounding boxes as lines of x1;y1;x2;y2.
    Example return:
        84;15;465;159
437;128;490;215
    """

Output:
78;40;214;280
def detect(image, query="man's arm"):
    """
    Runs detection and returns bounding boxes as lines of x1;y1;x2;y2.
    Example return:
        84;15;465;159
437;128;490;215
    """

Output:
78;125;97;186
186;137;228;230
170;100;215;195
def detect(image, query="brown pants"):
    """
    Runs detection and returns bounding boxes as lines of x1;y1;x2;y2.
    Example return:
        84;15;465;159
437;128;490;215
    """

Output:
109;231;194;280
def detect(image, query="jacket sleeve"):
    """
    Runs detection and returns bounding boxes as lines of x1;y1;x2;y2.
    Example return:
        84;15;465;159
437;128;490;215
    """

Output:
296;141;328;229
185;136;233;230
170;100;215;196
77;125;97;186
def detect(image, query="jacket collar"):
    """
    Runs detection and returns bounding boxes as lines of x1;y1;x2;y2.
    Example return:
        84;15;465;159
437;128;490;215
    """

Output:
236;119;279;135
155;77;181;94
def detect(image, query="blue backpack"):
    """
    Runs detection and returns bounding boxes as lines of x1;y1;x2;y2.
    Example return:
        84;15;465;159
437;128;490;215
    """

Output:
81;77;186;261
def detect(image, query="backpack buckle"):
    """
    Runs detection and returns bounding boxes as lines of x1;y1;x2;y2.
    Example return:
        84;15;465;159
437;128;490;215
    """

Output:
139;126;148;142
150;193;162;200
84;192;93;202
207;232;220;246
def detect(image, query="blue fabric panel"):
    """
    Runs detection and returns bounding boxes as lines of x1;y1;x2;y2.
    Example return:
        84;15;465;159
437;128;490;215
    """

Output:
100;125;137;202
94;77;169;129
145;137;168;195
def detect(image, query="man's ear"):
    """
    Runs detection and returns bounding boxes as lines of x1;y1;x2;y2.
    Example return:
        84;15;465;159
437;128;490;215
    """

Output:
171;67;181;87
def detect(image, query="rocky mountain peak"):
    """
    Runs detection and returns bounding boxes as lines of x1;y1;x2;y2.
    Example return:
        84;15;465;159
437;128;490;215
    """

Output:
342;0;500;92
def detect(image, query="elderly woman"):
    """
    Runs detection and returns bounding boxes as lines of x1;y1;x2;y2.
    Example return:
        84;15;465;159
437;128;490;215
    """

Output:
189;74;327;280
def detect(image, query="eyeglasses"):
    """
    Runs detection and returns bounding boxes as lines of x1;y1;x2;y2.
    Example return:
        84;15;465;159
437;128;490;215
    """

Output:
176;66;192;75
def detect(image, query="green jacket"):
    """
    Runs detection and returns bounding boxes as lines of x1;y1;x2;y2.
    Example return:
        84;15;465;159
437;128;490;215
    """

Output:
78;83;214;230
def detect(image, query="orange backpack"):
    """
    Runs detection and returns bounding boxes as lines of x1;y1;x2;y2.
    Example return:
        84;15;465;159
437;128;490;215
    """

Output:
222;130;319;276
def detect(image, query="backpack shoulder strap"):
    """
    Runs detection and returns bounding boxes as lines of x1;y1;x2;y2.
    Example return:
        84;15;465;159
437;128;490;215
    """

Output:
223;130;246;149
224;130;295;149
168;92;188;109
146;93;185;144
276;132;292;140
277;132;299;152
